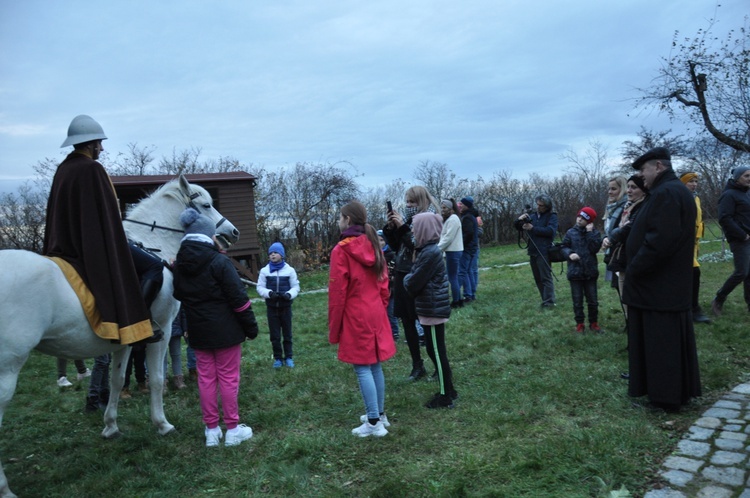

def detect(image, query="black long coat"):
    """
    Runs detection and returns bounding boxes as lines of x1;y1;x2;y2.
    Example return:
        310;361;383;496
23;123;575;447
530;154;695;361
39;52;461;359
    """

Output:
622;169;696;311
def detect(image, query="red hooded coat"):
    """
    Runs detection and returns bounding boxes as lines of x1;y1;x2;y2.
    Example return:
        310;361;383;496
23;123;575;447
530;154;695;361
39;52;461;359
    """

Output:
328;234;396;365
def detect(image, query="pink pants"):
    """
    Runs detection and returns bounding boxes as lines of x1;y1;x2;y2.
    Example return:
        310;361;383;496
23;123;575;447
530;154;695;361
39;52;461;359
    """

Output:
195;344;242;430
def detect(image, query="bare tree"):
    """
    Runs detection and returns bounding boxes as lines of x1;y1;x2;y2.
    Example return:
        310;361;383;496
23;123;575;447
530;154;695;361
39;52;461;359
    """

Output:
0;183;47;252
109;143;157;176
636;13;750;152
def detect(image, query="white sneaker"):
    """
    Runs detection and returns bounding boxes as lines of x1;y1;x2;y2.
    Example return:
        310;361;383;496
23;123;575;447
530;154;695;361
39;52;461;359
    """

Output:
359;414;391;427
225;424;253;446
351;421;388;438
77;368;92;381
57;376;73;388
205;426;223;447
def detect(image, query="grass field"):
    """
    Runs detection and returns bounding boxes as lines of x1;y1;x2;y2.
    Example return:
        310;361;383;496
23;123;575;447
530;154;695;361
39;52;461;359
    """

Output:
2;235;749;497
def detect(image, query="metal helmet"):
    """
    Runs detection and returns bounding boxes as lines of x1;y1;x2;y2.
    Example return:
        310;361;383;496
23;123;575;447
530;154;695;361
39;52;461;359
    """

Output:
60;114;108;148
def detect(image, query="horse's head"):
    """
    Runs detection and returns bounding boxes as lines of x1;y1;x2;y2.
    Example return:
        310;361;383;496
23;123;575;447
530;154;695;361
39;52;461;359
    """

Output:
125;175;240;253
173;175;240;250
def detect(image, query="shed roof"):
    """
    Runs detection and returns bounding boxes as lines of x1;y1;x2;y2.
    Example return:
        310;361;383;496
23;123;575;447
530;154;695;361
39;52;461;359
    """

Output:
110;171;256;186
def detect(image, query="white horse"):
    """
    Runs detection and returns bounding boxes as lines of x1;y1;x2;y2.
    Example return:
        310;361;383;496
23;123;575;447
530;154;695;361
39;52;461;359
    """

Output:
0;175;239;498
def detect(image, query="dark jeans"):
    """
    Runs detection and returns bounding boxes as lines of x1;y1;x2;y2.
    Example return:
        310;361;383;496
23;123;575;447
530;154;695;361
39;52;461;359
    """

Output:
88;354;111;400
267;306;293;360
57;358;87;378
387;295;400;338
124;347;147;388
445;251;462;303
530;254;555;306
570;278;598;324
716;239;750;306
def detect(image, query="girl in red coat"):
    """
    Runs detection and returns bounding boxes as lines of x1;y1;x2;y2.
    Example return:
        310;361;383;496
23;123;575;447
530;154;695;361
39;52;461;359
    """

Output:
329;201;396;437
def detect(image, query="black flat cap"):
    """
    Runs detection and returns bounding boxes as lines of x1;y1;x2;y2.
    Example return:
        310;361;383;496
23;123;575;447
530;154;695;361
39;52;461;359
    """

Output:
632;147;671;170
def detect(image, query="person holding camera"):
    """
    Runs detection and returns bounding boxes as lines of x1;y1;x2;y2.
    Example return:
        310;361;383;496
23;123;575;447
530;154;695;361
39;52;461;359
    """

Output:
561;207;602;333
514;195;558;308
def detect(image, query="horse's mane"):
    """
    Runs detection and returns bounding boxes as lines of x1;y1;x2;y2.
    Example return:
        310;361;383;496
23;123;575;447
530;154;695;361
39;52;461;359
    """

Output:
125;179;185;219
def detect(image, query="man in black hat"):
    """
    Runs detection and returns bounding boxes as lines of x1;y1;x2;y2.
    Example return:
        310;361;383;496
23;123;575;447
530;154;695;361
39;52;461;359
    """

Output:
622;147;701;412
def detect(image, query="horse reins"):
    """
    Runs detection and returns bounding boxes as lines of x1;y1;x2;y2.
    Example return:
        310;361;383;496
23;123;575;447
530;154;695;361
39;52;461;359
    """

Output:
124;190;227;234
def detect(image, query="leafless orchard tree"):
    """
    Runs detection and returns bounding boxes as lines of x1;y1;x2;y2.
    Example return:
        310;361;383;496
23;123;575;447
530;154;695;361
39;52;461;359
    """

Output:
636;13;750;152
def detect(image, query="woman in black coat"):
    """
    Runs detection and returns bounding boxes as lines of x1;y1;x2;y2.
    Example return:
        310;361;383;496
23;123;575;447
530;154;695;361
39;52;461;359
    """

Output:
404;213;456;409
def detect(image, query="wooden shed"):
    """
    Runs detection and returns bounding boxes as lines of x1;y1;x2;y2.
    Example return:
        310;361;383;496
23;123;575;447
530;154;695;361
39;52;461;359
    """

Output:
111;172;261;280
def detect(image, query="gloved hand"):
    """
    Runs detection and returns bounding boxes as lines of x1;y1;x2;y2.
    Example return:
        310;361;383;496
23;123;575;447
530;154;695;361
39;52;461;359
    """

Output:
283;292;292;301
268;291;278;299
245;323;259;340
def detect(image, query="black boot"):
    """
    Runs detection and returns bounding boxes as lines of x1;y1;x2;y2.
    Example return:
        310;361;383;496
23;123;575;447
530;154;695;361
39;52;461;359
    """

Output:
408;361;426;381
133;278;164;345
84;396;99;413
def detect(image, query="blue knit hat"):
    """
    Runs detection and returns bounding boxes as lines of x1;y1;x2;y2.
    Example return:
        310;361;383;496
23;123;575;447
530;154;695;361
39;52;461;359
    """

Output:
180;208;215;238
269;242;285;258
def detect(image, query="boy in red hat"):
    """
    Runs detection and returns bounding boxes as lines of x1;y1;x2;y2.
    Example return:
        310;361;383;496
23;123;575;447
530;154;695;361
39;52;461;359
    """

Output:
561;207;603;333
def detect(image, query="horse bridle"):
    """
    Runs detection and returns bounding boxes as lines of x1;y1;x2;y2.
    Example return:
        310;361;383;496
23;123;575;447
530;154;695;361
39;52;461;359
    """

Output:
124;190;227;234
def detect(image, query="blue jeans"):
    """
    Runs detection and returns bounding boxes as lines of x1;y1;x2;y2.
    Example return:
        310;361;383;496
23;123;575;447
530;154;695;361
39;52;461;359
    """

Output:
354;363;385;420
716;239;750;306
445;251;462;303
163;335;183;376
570;278;598;324
471;247;480;296
458;249;477;299
530;254;555;306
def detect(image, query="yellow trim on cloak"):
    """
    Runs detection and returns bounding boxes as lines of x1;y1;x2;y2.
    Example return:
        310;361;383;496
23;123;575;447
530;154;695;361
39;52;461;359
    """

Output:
47;256;153;344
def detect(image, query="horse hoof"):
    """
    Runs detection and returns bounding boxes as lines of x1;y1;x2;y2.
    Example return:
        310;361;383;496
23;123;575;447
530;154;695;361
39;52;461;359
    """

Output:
158;424;176;436
101;429;123;440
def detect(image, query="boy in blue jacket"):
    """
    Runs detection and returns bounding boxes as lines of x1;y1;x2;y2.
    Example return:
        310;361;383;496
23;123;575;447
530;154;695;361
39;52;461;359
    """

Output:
257;242;300;368
561;207;603;334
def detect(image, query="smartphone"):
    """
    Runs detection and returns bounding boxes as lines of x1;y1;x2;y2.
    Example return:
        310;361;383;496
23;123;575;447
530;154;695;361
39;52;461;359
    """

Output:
386;201;393;213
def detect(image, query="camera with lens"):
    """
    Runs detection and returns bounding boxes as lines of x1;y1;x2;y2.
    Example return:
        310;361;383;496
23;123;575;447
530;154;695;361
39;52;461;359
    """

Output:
513;205;534;231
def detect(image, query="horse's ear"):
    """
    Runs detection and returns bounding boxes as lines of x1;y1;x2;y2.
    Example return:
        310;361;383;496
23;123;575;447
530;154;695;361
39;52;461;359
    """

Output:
178;174;191;198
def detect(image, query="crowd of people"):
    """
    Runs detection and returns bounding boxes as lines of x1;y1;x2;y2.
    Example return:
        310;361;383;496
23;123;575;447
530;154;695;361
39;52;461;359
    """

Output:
45;115;750;443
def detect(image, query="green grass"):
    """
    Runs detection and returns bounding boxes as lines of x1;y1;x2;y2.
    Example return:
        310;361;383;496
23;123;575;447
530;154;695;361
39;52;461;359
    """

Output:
3;240;749;497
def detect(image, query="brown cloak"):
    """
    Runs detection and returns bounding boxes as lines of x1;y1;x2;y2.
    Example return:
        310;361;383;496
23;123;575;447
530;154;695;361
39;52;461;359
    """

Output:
43;152;152;343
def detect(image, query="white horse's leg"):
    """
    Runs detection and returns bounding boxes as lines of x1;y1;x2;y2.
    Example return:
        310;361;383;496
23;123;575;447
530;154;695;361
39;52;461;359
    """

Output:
145;337;174;435
0;363;25;498
101;347;131;439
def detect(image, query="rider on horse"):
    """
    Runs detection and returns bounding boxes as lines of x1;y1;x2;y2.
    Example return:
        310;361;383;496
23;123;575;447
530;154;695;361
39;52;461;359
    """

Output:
43;114;164;345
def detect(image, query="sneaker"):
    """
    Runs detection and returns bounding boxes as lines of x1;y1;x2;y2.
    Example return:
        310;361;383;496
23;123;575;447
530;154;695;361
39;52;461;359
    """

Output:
225;424;253;446
351;421;388;438
359;414;391;427
589;322;602;334
76;368;92;381
575;323;585;334
205;426;223;447
57;376;73;388
284;358;295;368
425;393;454;409
273;359;283;369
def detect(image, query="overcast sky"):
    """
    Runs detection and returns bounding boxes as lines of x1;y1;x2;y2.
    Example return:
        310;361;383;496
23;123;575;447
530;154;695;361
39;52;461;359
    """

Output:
0;0;746;193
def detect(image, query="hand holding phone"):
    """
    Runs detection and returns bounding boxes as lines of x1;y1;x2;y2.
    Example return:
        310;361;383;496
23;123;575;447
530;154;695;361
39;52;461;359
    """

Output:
386;201;393;213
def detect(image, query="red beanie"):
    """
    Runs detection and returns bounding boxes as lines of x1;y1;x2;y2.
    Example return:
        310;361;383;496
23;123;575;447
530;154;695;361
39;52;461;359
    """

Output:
578;207;597;222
